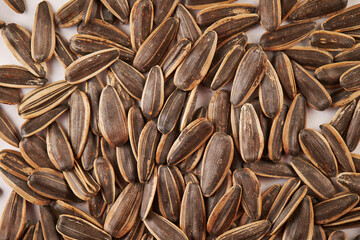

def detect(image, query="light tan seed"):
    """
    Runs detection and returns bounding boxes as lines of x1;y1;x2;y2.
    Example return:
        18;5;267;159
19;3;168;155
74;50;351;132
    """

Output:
175;4;202;43
94;157;116;204
273;52;297;100
0;107;20;147
259;0;281;32
0;65;47;88
309;30;355;51
130;0;153;51
99;0;129;24
116;143;138;183
54;33;77;68
216;220;271;240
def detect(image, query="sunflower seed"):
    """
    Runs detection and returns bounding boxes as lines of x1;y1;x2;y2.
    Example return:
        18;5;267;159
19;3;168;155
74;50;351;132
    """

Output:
267;105;288;161
330;100;357;137
19;135;54;169
55;0;86;28
335;43;360;62
127;106;144;160
290;157;336;199
94;157;116;204
39;206;61;240
156;130;179;166
0;107;20;147
259;0;281;32
316;62;360;88
139;166;158;220
3;0;25;13
130;0;153;51
152;0;179;26
313;225;327;240
82;0;98;24
0;86;21;105
208;90;231;133
337;172;360;195
260;21;316;51
0;65;47;88
99;0;129;24
98;85;128;146
2;23;47;77
309;30;355;51
331;88;360;108
100;3;117;23
244;160;296;179
230;105;241;152
322;4;360;32
116;143;138;183
81;131;100;171
85;77;103;136
179;86;199;132
281;0;301;21
328;231;347;240
217;220;271;240
87;191;106;219
54;33;77;68
133;17;179;72
345;100;360;151
273;52;297;100
340;64;360;91
175;4;201;43
284;46;333;70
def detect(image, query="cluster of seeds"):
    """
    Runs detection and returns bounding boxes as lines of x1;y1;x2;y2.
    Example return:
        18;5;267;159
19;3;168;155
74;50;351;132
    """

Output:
3;0;360;239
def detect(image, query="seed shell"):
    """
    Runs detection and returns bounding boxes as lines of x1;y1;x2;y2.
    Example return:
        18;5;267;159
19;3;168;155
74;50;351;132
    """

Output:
99;0;129;24
0;107;20;147
259;0;281;32
140;166;158;220
216;220;271;240
0;65;47;88
55;0;86;28
316;62;360;87
208;90;231;133
309;30;355;51
340;64;360;91
281;0;301;21
81;131;100;171
94;157;116;204
116;143;138;183
331;88;360;108
54;33;77;68
85;77;103;136
273;52;297;100
330;100;357;137
179;86;199;132
128;106;145;160
284;46;333;70
345;100;360;151
337;172;360;195
322;4;360;32
335;43;360;62
39;206;62;240
175;4;201;43
0;87;21;105
244;160;296;179
152;0;179;26
268;105;288;161
19;135;54;169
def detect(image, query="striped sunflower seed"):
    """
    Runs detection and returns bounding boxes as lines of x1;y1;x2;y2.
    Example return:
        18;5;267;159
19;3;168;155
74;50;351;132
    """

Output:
39;206;62;240
309;30;355;51
85;76;103;136
82;0;98;24
330;100;357;137
87;191;106;219
81;130;100;171
100;3;117;23
175;4;202;43
94;157;116;204
54;32;77;68
340;64;360;91
3;0;25;13
140;166;158;220
268;105;288;161
128;106;145;160
331;88;360;108
0;107;20;147
55;0;86;28
335;43;360;62
273;51;297;100
259;0;281;32
244;160;296;179
0;87;21;105
152;0;179;26
345;100;360;151
208;90;231;133
322;4;360;32
281;0;301;21
337;172;360;195
216;220;271;240
116;143;138;183
316;62;360;88
99;0;129;24
0;65;47;88
156;129;179;165
179;86;199;132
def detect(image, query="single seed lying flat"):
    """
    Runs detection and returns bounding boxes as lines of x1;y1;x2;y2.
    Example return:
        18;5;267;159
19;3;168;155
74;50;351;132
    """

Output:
117;143;138;183
284;46;333;70
39;206;62;240
259;0;281;32
99;0;129;24
85;77;103;136
55;0;86;28
309;30;355;51
100;3;117;23
216;220;271;240
128;106;145;160
244;159;296;178
3;0;25;13
331;88;360;108
316;62;360;87
140;167;158;220
208;90;231;133
54;33;77;68
340;64;360;91
337;172;360;195
0;65;47;88
179;86;199;132
175;4;201;43
152;0;179;26
94;157;115;204
82;0;98;24
0;107;20;147
273;51;297;100
330;100;357;137
19;135;54;169
112;77;135;111
0;87;21;105
322;4;360;32
335;43;360;62
156;129;179;165
268;105;288;161
81;131;100;171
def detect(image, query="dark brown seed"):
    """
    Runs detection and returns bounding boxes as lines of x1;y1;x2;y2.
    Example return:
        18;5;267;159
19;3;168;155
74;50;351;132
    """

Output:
0;150;33;181
19;135;54;169
137;121;160;183
128;106;145;160
3;0;25;13
283;46;333;70
175;4;202;43
309;30;355;51
313;225;327;240
314;193;359;224
39;206;61;240
156;130;179;165
334;43;360;62
100;3;117;23
47;122;75;171
0;107;20;147
330;100;357;137
344;29;360;38
230;105;241;153
244;160;296;178
273;52;297;100
208;90;231;133
99;0;129;24
260;21;317;51
200;132;233;197
82;0;98;24
98;85;128;146
78;19;131;47
283;94;306;156
316;62;360;87
140;166;158;220
337;172;360;195
270;185;308;235
54;32;77;68
68;90;90;159
55;0;86;28
94;157;115;204
0;65;47;88
352;153;360;172
346;100;360;151
104;183;143;238
320;124;356;172
0;191;26;240
141;66;164;119
130;0;153;51
116;143;138;183
112;78;135;112
57;214;111;240
289;0;348;21
183;172;199;185
19;80;77;119
340;64;360;91
211;45;245;91
33;221;44;240
231;46;267;106
28;168;76;201
292;61;332;111
65;48;120;84
290;157;336;199
0;86;21;105
133;17;179;72
259;0;281;32
85;77;103;136
331;88;360;108
323;206;360;228
328;231;347;240
179;86;199;132
2;23;47;77
233;168;261;220
322;4;360;32
258;184;282;221
167;118;214;165
217;220;271;240
157;89;187;134
281;0;301;21
174;31;218;91
152;0;179;26
31;1;55;63
122;219;146;240
81;131;100;171
267;178;301;223
180;182;206;240
239;103;264;163
268;105;288;161
283;196;314;240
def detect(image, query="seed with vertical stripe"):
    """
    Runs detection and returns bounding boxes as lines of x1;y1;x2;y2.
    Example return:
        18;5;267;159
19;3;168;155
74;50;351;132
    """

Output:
55;0;86;28
281;0;301;21
316;62;360;88
85;77;103;136
39;206;62;240
116;143;138;183
0;65;47;88
330;100;357;137
268;105;288;161
309;30;355;51
217;220;271;240
0;107;20;147
54;33;77;68
259;0;281;32
175;4;201;43
179;86;199;132
130;0;153;51
331;88;360;108
19;135;54;169
82;0;98;24
99;0;129;24
208;90;231;133
335;43;360;62
340;64;360;91
345;100;360;151
322;4;360;32
140;167;158;220
94;157;115;204
128;106;144;160
273;51;297;100
284;46;333;70
337;172;360;195
0;87;20;105
81;131;100;171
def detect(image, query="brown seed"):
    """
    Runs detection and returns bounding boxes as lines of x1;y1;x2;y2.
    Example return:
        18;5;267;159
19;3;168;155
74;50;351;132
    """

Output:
284;46;333;70
100;3;117;23
82;0;98;24
217;220;271;240
31;1;55;63
55;0;86;27
0;107;20;147
323;207;360;229
39;206;62;240
18;80;77;119
2;23;47;78
33;221;44;240
314;193;359;225
0;150;32;181
112;77;135;112
57;214;111;240
352;153;360;172
3;0;25;13
337;172;360;195
133;17;179;72
340;64;360;91
122;219;146;240
200;132;233;197
98;85;128;146
268;105;288;161
283;196;314;240
137;121;160;183
289;0;348;22
179;86;199;132
174;31;218;91
345;100;360;151
130;0;153;51
157;89;187;134
316;62;360;88
0;191;26;240
104;183;143;238
128;106;145;160
331;88;360;108
28;168;76;201
116;143;138;183
239;103;264;163
208;90;231;133
85;77;103;136
330;100;357;137
81;131;100;171
141;66;164;119
175;4;202;43
328;231;347;240
233;168;261;220
140;166;158;220
152;0;179;26
156;130;179;165
244;160;296;179
309;30;355;51
54;32;78;68
65;48;119;84
335;43;360;62
313;225;327;240
167;118;214;165
231;46;267;106
281;0;301;21
230;105;241;153
47;122;75;171
273;52;297;100
19;135;54;169
290;157;336;199
259;0;281;32
0;65;47;88
322;4;360;32
94;157;116;204
260;21;316;51
99;0;129;24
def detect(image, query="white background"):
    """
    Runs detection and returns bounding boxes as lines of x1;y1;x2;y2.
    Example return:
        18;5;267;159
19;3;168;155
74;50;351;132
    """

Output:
0;0;359;238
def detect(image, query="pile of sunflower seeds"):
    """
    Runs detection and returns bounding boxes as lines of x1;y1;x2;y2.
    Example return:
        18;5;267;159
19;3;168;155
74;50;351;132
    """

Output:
3;0;360;239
